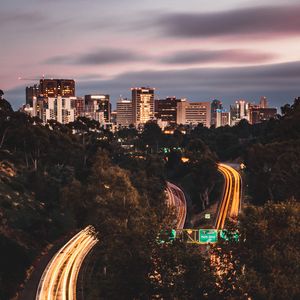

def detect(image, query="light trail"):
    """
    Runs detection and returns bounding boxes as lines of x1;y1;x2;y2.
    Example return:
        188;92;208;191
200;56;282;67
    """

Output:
36;226;98;300
166;182;187;229
216;163;241;230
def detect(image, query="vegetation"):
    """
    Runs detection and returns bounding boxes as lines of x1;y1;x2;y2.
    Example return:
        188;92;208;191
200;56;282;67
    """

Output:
213;201;300;300
0;91;300;299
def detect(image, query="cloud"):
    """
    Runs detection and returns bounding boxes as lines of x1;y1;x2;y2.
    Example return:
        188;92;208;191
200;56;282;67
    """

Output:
73;60;300;109
6;61;300;110
0;11;46;27
45;49;149;65
160;49;276;64
155;5;300;39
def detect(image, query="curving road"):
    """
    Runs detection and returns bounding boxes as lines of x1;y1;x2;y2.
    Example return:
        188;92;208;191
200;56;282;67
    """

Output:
36;226;98;300
166;181;187;229
215;163;241;230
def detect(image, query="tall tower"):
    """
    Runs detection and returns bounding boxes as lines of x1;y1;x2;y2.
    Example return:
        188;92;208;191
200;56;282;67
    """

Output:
131;87;154;125
84;94;111;122
116;98;133;127
39;79;75;98
211;99;223;127
259;96;268;108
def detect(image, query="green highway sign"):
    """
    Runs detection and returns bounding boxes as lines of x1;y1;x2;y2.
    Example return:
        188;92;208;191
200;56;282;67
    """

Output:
157;229;177;244
169;229;176;241
199;229;218;243
219;230;239;242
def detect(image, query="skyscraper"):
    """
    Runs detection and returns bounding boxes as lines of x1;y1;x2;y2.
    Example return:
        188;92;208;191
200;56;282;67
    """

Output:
72;97;85;118
45;97;75;124
231;99;251;125
155;97;185;126
211;99;223;127
39;79;75;98
249;107;277;124
131;87;155;125
259;96;268;108
26;84;39;106
85;94;111;122
177;101;211;127
116;98;133;127
216;109;231;127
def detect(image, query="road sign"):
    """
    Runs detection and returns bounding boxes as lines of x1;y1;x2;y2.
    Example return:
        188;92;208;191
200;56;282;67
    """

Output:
199;229;218;243
157;229;177;244
204;213;211;219
169;229;176;241
219;230;239;242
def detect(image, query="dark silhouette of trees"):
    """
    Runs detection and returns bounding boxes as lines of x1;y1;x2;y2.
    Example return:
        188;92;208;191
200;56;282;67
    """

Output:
213;200;300;300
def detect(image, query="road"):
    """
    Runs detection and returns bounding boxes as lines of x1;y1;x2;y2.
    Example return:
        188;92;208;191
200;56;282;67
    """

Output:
166;182;187;229
215;163;241;230
35;226;98;300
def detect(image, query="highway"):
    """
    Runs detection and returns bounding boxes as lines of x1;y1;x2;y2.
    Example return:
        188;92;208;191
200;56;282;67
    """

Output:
215;163;241;230
36;226;98;300
166;182;187;229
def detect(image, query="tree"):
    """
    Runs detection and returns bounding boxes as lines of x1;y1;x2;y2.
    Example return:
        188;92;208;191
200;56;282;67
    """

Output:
212;200;300;300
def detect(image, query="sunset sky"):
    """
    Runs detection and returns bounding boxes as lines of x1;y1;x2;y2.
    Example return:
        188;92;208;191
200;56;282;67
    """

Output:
1;0;300;109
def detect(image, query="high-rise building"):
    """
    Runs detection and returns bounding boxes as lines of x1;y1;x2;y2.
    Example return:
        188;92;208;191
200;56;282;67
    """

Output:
249;107;277;124
116;98;133;127
85;94;111;122
177;101;211;127
211;99;223;127
216;109;231;127
155;97;185;125
39;79;75;98
259;96;268;109
45;97;75;124
111;110;117;125
132;87;155;125
71;97;85;118
230;99;251;125
26;84;39;106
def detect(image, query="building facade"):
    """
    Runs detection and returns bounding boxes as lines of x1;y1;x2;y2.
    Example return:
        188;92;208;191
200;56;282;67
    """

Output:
155;97;185;126
177;101;211;127
45;97;75;124
71;97;85;118
216;109;231;127
84;94;111;122
39;79;75;98
211;99;223;127
26;84;39;106
249;107;277;124
132;87;155;125
116;98;133;127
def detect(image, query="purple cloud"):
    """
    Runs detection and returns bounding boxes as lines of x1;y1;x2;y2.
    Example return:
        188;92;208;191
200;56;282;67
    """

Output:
160;49;276;64
45;48;149;65
156;5;300;39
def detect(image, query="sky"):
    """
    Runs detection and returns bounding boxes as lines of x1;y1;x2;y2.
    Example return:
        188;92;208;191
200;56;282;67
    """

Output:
1;0;300;109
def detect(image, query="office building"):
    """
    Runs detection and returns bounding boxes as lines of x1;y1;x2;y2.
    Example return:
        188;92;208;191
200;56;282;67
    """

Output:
211;99;223;127
26;84;39;106
85;94;110;122
39;79;75;98
230;99;251;125
216;109;231;127
116;98;133;127
45;96;75;124
249;107;277;124
71;97;85;118
155;97;185;125
132;87;155;125
111;110;117;125
259;96;268;108
177;101;211;127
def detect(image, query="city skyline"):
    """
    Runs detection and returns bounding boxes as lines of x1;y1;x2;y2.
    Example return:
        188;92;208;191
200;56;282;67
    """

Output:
2;0;300;109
